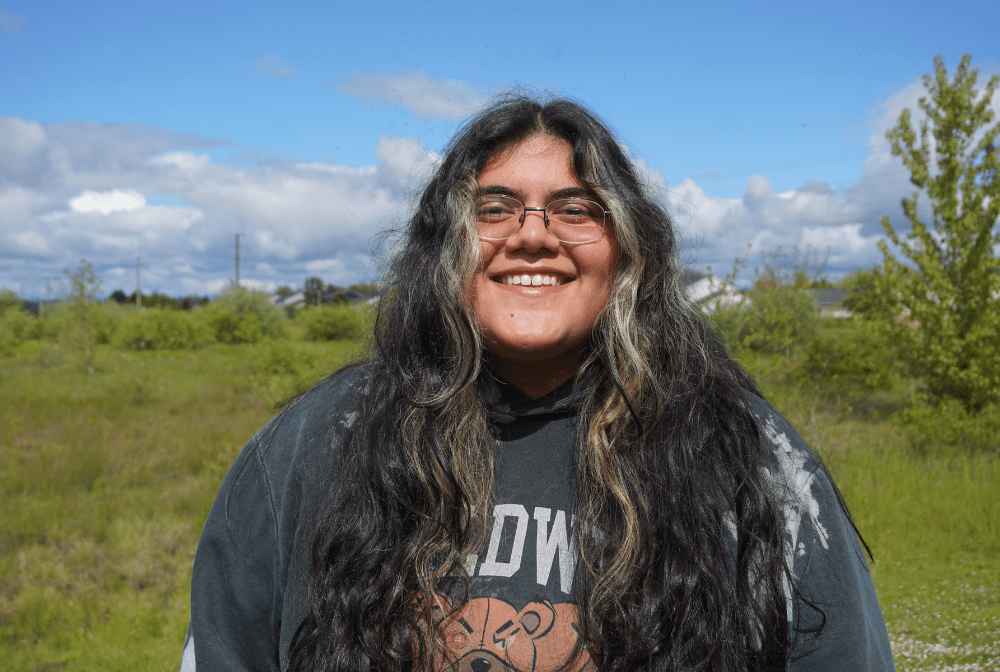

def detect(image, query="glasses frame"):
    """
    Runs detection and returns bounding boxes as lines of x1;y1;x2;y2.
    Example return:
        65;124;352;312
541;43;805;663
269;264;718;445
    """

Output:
475;194;608;244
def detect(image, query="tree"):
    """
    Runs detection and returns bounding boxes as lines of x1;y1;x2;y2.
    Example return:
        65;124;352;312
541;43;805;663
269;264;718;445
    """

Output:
60;259;102;374
871;53;1000;411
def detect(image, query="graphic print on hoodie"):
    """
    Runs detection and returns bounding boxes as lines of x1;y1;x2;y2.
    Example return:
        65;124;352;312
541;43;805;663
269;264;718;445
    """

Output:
426;373;596;672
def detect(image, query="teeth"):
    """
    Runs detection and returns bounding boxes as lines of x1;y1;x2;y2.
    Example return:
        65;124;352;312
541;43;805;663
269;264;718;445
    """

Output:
501;274;564;286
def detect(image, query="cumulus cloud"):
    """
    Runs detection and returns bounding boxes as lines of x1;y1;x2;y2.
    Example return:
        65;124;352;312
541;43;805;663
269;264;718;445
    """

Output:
5;69;991;298
335;70;485;120
250;54;299;79
69;189;146;214
0;113;435;298
663;70;1000;281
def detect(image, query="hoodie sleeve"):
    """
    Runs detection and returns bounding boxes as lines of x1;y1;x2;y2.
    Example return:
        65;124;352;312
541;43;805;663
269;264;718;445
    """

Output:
748;396;896;672
183;428;286;672
181;367;366;672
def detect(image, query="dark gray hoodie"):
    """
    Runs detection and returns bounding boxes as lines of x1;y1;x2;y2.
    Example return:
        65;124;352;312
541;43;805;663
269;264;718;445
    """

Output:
181;366;894;671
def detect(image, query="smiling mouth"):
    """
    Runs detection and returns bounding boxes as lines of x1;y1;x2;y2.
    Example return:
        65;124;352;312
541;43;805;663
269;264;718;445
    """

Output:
492;273;571;287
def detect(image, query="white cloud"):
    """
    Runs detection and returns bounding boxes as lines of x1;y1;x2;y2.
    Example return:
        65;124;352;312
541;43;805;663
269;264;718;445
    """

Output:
665;70;1000;281
0;116;47;184
69;189;147;214
250;54;299;79
0;113;431;297
12;231;50;256
6;68;989;297
335;70;485;120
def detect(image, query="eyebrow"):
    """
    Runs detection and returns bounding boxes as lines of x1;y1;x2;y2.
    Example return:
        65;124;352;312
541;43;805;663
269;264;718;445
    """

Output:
476;185;596;201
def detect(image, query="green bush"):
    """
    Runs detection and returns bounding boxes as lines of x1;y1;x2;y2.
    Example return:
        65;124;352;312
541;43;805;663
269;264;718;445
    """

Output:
712;283;819;355
115;308;212;350
29;310;66;341
257;340;317;375
0;308;33;356
896;398;1000;455
804;323;897;392
708;247;824;356
201;287;285;344
299;304;364;341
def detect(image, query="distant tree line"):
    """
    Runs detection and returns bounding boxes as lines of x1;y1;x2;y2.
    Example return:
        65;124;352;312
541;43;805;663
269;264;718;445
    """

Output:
106;289;209;310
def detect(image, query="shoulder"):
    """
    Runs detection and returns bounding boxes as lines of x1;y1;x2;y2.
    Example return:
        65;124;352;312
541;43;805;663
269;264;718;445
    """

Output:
231;362;376;496
263;362;374;446
742;392;826;497
742;392;839;560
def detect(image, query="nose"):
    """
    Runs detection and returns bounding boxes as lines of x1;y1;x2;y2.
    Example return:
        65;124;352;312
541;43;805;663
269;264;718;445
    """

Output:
506;208;559;254
470;658;492;672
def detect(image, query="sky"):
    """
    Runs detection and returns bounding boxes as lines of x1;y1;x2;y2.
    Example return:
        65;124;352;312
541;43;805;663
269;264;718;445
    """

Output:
1;0;998;299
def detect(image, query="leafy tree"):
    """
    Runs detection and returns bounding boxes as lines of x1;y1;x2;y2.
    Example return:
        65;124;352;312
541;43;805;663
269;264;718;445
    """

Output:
866;54;1000;411
59;259;102;373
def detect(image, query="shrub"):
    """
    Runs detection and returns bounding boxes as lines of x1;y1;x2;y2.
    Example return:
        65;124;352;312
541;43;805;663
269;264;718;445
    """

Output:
707;247;822;356
0;313;25;356
115;308;212;350
804;324;897;392
258;341;317;376
299;304;363;341
200;287;285;344
896;398;1000;455
712;284;819;356
0;306;34;356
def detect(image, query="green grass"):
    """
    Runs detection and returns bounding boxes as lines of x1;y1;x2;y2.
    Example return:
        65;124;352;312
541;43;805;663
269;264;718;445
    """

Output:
1;322;998;671
0;339;359;671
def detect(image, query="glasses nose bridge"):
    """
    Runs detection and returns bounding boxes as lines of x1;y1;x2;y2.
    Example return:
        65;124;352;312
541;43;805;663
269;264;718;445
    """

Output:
518;204;550;230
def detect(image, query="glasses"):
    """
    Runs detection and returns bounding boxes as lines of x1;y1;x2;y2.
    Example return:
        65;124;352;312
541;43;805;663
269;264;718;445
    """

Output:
475;194;608;244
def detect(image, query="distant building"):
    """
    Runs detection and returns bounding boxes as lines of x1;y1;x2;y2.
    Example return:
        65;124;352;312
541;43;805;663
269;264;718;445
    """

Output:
270;288;379;310
682;270;745;312
270;291;306;310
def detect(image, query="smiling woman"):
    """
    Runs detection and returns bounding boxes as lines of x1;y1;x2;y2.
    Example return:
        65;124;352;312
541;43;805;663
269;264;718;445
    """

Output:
472;135;619;397
182;96;895;672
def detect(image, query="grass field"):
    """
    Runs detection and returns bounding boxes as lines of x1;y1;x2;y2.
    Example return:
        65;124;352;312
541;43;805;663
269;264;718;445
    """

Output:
1;326;998;671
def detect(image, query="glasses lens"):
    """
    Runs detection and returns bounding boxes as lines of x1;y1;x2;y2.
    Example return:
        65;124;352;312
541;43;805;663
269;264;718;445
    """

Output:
546;199;606;243
476;195;522;240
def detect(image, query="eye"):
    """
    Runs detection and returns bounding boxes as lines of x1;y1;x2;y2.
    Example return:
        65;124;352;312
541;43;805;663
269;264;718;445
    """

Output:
548;199;603;224
476;196;520;223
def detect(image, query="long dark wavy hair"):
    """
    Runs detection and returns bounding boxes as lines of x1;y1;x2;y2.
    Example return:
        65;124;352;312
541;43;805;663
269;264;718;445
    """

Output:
284;95;846;672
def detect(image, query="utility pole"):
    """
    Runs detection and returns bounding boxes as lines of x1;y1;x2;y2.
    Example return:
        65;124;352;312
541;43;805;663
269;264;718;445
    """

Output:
235;233;240;288
136;256;141;309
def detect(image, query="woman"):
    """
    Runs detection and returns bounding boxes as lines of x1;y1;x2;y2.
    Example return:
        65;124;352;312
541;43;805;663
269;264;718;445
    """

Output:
182;96;895;672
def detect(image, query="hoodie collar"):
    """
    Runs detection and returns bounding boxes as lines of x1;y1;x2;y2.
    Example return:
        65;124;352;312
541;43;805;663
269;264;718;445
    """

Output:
478;367;584;425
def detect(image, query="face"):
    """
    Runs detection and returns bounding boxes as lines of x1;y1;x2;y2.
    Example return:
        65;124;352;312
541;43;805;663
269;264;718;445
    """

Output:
470;135;619;383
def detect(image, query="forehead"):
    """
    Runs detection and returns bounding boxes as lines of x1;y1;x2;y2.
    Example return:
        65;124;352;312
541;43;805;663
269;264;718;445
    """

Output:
478;136;581;191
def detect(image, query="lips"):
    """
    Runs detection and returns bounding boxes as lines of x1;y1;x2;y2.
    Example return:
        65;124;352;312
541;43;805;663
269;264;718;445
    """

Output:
491;273;571;286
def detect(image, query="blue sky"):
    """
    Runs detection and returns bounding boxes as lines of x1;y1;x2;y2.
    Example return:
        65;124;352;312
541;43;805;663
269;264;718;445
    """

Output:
1;0;998;298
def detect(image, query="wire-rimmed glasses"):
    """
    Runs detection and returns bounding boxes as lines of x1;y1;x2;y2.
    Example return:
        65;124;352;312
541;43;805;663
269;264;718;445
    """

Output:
475;194;608;244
